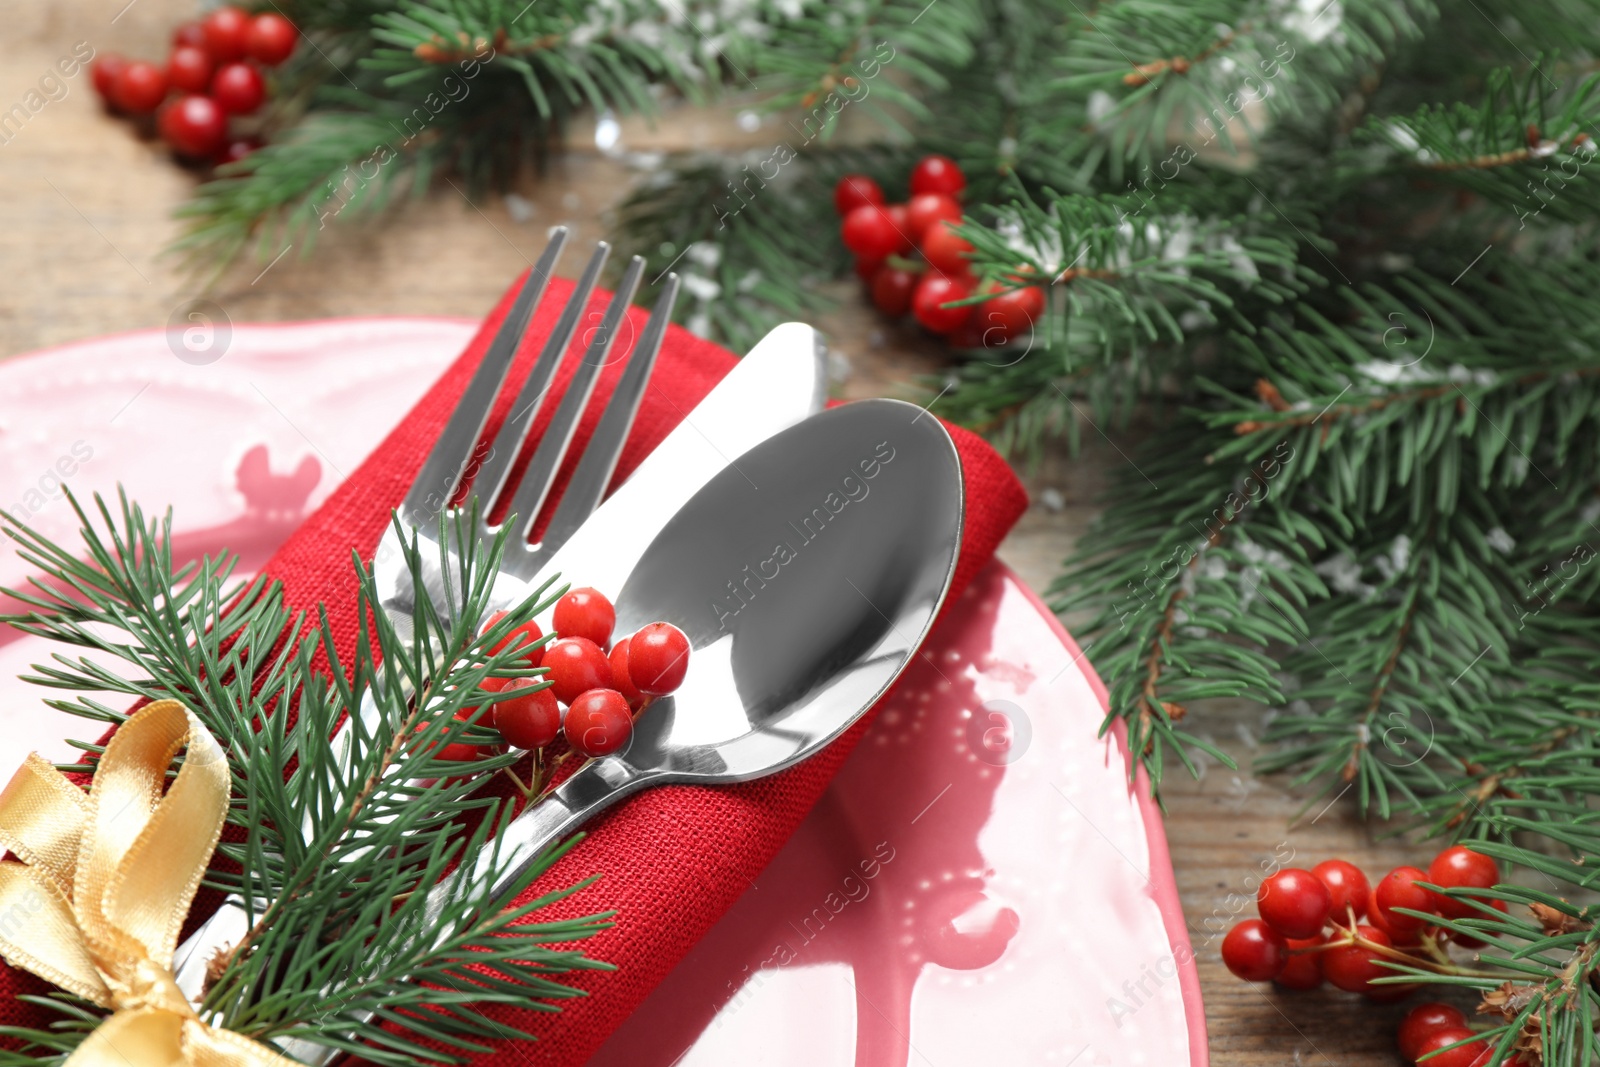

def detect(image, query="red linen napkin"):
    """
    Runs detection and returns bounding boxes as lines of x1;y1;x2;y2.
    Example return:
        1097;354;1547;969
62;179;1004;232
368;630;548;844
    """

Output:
0;273;1026;1064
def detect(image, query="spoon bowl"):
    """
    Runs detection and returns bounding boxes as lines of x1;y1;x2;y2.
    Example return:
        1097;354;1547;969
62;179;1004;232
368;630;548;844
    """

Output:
616;397;964;781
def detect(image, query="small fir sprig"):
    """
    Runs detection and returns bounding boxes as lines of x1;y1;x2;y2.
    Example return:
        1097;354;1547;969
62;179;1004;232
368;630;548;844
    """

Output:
0;489;609;1066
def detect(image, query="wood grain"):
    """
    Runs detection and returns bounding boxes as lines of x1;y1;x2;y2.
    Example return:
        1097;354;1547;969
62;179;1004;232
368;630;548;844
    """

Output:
0;5;1450;1063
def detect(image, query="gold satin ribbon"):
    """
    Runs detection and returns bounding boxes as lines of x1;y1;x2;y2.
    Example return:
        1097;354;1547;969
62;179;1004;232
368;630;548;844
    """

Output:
0;699;298;1067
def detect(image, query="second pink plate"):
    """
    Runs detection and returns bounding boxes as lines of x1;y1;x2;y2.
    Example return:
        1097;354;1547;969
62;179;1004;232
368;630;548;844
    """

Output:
0;321;1205;1067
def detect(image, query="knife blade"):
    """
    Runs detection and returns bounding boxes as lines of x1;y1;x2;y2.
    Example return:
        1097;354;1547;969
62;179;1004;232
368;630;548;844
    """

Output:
169;321;828;1010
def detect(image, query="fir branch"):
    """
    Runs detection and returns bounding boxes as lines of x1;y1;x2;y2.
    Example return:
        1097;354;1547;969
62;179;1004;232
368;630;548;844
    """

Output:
171;0;738;272
930;180;1312;449
605;152;864;351
1046;0;1436;182
749;0;983;138
0;492;605;1066
1360;65;1600;227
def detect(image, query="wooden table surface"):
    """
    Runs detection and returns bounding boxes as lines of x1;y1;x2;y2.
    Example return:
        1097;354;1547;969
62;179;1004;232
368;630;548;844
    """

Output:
2;5;1437;1064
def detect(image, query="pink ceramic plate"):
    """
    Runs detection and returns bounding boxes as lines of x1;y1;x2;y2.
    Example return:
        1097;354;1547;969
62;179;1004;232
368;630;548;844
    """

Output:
0;322;1205;1067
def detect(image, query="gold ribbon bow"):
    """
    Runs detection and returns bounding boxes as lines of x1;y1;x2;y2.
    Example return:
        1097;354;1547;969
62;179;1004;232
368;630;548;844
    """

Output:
0;699;298;1067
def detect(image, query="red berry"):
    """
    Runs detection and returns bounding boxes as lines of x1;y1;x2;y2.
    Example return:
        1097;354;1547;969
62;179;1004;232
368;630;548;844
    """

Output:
629;622;690;695
854;255;885;281
945;319;989;350
607;637;646;708
1313;859;1370;926
173;22;208;49
921;220;974;275
1375;866;1438;934
112;61;169;114
883;203;914;253
1275;934;1324;991
1414;1028;1488;1067
202;6;253;63
1366;886;1428;949
248;13;299;66
910;153;966;197
842;204;905;261
418;711;484;763
167;46;214;95
1321;924;1392;993
871;266;918;317
1221;919;1286;982
217;137;261;166
1366;885;1392;932
975;285;1045;345
431;738;481;762
911;272;973;335
1448;896;1508;948
91;54;128;102
905;193;962;244
212;62;266;115
483;611;544;669
1429;846;1499;888
1429;846;1499;919
544;637;613;705
833;173;883;216
159;95;228;159
1399;1002;1468;1062
492;680;561;750
1258;868;1333;939
564;688;633;757
553;587;616;648
1366;979;1421;1004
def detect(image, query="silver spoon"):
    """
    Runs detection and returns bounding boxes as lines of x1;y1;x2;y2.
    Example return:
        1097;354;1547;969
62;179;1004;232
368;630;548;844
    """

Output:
280;397;964;1064
508;395;963;825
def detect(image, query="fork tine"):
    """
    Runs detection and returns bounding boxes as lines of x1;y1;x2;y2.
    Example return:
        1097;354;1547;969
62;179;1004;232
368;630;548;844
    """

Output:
400;227;568;528
500;255;646;544
533;274;682;562
471;242;610;522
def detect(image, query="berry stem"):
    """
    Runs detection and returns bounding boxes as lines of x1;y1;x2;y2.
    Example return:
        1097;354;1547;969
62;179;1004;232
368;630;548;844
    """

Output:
531;750;582;806
500;766;532;799
1308;920;1503;979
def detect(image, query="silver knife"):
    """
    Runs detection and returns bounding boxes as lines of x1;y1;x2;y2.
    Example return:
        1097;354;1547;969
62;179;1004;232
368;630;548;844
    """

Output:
169;322;827;1010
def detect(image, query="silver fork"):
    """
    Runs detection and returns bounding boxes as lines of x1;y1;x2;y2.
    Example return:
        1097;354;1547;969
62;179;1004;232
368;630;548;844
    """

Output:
379;226;679;629
170;226;681;999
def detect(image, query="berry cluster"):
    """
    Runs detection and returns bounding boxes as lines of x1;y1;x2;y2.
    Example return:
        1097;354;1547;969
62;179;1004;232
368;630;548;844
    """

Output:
90;7;297;163
436;587;689;775
1223;847;1523;1065
834;155;1045;347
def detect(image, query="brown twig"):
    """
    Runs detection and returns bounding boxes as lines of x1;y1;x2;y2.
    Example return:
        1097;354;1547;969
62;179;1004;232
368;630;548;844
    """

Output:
799;44;860;109
1445;722;1584;828
1135;510;1235;753
1121;31;1236;87
1234;383;1455;436
1343;591;1418;782
205;669;455;995
414;29;559;63
1053;267;1122;284
1424;131;1592;172
1234;366;1600;437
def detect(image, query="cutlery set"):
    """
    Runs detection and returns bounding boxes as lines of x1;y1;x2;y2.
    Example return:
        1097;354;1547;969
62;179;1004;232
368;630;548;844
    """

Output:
164;228;966;1059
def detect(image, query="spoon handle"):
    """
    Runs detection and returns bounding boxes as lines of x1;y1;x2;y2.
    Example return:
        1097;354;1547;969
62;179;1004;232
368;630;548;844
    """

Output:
440;755;645;921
